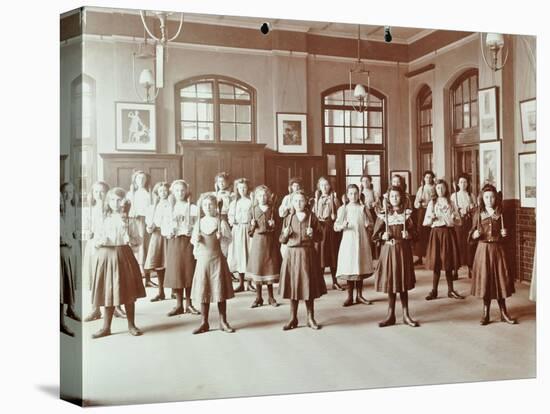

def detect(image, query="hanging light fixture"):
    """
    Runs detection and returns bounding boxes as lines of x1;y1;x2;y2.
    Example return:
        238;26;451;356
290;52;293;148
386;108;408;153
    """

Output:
132;16;160;103
480;32;509;72
349;24;370;113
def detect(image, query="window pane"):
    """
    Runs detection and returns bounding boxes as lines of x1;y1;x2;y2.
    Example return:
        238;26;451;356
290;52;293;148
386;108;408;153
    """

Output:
371;176;381;195
182;122;197;140
198;122;214;141
471;76;478;101
221;104;235;122
196;82;212;99
325;127;344;144
236;105;251;123
180;85;196;98
369;111;382;128
455;105;463;130
463;102;470;128
236;124;251;141
345;154;364;175
350;111;364;127
197;103;213;122
346;176;361;187
421;126;429;142
219;83;234;100
350;127;363;143
220;123;235;141
471;101;479;127
462;79;470;103
367;128;383;144
455;84;463;104
369;94;381;104
327;154;337;176
363;154;380;176
234;87;250;100
344;89;354;104
421;109;428;126
326;110;345;126
181;102;197;121
324;91;344;105
344;127;352;144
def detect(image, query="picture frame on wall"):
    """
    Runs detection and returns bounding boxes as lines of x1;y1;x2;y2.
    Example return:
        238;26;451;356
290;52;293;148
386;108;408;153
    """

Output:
115;102;157;152
519;152;536;208
478;86;499;141
479;140;502;192
520;98;536;143
276;112;308;154
390;170;412;194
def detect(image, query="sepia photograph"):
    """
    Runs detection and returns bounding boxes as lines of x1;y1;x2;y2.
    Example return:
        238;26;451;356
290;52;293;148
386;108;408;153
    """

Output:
57;3;538;409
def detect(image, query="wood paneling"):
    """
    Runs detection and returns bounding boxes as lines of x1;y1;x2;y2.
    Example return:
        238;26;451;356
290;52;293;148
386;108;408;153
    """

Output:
101;153;182;190
177;142;266;196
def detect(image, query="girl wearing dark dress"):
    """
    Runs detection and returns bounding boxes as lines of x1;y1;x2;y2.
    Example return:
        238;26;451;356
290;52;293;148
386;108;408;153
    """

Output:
247;185;280;307
190;193;235;334
91;187;146;338
469;184;517;325
164;180;200;317
413;170;436;265
373;186;419;327
450;174;477;279
313;177;343;291
279;191;327;330
423;179;465;301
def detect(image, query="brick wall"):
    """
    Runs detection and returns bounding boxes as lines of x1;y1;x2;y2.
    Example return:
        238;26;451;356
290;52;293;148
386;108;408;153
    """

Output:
516;202;536;282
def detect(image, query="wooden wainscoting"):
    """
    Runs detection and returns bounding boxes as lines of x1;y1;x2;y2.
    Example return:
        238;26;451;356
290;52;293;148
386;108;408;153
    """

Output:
264;150;326;197
100;153;182;190
177;142;266;195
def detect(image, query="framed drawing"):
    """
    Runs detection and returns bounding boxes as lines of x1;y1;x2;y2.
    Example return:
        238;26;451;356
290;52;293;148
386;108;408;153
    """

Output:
479;140;501;192
519;152;536;208
390;170;411;194
478;86;499;141
520;98;536;143
276;112;308;153
115;102;157;151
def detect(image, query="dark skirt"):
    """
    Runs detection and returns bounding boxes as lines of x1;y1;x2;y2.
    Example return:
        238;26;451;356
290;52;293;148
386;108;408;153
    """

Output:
60;246;76;305
315;220;339;269
164;235;196;289
425;227;460;272
279;246;327;301
454;215;475;268
471;242;515;299
246;232;280;284
91;245;146;307
191;253;235;303
144;229;166;270
414;207;430;258
374;241;416;293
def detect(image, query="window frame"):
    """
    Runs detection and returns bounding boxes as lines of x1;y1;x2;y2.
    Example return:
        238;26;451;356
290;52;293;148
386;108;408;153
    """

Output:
416;84;434;184
175;75;257;144
450;68;479;144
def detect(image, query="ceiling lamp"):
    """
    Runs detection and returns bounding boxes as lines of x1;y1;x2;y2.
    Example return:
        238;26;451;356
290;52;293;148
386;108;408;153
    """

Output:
132;22;160;103
349;24;371;113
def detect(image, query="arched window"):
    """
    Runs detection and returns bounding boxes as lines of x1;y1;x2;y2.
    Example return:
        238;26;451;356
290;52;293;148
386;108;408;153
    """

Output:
175;75;256;143
451;69;479;140
322;85;386;195
71;74;97;201
417;85;433;183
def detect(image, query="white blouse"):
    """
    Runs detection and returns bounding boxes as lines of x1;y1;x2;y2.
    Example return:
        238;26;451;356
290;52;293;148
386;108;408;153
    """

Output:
423;198;460;228
414;184;436;209
96;213;142;247
145;199;172;234
228;197;252;226
450;191;476;217
128;189;151;217
162;201;199;237
82;205;104;240
191;216;232;257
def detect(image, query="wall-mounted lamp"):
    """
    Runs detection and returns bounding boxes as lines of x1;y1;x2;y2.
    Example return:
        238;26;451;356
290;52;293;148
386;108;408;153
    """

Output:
481;32;509;72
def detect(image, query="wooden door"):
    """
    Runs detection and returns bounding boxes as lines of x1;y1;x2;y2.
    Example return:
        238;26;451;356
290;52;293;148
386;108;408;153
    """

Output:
453;145;479;195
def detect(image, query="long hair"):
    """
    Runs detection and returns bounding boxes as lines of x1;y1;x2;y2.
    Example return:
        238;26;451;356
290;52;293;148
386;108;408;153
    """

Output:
342;184;360;205
233;178;250;201
214;172;230;192
455;173;473;199
104;187;130;216
360;175;373;192
87;181;110;207
253;184;273;204
197;192;218;217
433;179;451;203
151;181;170;206
60;182;76;207
288;176;302;194
169;179;191;207
387;185;406;212
478;184;502;214
421;170;436;196
129;170;151;194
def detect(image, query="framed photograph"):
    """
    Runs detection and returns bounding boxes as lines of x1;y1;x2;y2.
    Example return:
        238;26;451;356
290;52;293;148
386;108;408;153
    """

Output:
479;141;502;192
115;102;156;151
276;112;308;153
520;98;536;143
519;152;536;208
390;170;411;194
478;86;499;141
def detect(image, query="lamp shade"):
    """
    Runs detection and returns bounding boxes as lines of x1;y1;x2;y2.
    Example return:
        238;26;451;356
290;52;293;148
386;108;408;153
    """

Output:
139;69;154;87
486;33;504;48
353;83;367;99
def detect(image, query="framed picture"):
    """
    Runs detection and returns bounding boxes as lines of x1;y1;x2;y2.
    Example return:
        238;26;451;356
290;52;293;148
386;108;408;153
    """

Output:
276;112;308;153
390;170;411;194
520;98;536;143
519;152;536;208
479;141;502;192
115;102;157;151
478;86;499;141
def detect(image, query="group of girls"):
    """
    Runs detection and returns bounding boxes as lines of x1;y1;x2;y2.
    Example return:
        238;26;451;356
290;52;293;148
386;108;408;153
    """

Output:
60;167;518;338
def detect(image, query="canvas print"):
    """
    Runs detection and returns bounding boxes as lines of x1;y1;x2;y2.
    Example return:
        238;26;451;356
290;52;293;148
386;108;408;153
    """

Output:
60;6;537;408
520;98;536;142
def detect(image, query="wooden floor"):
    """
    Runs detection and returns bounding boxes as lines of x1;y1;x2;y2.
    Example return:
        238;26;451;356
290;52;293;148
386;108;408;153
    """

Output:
65;265;536;406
